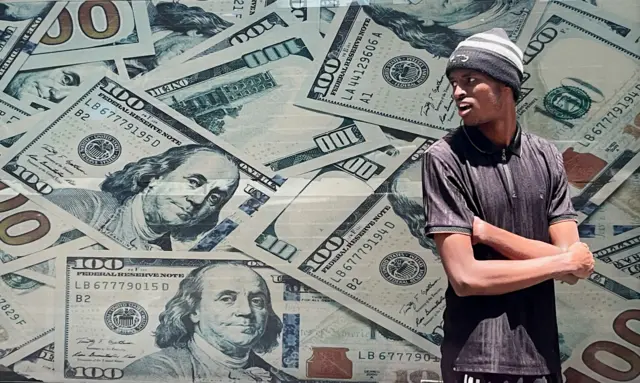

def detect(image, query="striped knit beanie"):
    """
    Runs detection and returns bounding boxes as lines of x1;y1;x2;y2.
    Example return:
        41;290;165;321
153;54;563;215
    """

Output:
445;28;524;100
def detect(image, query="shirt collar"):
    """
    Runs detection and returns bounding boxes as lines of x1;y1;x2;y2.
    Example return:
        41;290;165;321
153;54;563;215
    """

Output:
462;122;522;157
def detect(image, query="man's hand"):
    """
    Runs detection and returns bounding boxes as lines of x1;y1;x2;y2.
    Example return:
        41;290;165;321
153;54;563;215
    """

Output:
472;216;486;245
567;242;595;279
557;274;579;285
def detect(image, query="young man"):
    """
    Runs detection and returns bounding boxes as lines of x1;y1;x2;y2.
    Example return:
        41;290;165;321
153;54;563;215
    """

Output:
421;28;595;383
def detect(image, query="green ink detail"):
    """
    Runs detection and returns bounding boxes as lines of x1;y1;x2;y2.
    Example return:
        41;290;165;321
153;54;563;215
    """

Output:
1;273;41;290
543;86;591;120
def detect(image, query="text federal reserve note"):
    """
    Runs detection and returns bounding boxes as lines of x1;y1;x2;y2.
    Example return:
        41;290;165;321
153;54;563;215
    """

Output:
515;11;640;224
593;226;640;278
143;26;387;176
0;71;289;253
295;0;546;136
21;0;154;71
54;250;436;382
0;2;66;90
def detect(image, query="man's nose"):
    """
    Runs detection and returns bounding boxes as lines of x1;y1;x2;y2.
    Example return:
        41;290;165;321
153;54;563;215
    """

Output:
186;190;209;205
452;84;466;100
234;298;253;316
50;87;70;103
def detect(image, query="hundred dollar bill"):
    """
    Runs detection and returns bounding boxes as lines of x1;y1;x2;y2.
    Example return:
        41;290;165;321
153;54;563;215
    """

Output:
516;12;640;224
119;0;318;80
541;0;640;46
227;133;449;354
560;307;640;383
0;2;66;91
152;9;302;71
0;237;103;369
20;0;154;71
592;226;640;278
298;304;442;382
0;176;104;265
294;0;547;136
0;71;290;253
55;250;390;382
142;26;387;176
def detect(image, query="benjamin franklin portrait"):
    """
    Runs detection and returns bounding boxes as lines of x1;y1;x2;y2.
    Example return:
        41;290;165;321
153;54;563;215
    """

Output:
363;0;536;58
124;1;234;78
34;144;241;251
123;263;296;382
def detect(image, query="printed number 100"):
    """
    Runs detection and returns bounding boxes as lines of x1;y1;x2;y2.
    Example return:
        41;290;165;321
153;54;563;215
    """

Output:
315;126;362;153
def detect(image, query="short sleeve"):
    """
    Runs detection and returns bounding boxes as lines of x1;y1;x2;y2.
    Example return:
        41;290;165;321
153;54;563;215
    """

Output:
548;145;578;225
422;149;474;237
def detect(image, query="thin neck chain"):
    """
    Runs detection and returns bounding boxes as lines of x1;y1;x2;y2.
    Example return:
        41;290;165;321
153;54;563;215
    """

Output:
462;125;495;154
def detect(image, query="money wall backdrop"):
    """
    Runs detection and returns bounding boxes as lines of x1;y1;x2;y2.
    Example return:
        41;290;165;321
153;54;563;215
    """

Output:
0;1;637;383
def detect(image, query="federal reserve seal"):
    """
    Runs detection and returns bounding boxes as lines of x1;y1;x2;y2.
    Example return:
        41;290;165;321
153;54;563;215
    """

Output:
379;251;426;286
543;86;591;120
382;56;429;89
78;133;122;166
104;302;148;335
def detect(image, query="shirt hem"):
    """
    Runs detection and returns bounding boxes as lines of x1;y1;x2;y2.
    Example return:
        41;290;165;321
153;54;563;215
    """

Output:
452;364;554;376
549;214;578;225
426;226;472;236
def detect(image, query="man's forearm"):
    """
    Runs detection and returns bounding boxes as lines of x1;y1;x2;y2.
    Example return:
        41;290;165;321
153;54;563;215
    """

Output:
460;253;575;296
480;223;564;260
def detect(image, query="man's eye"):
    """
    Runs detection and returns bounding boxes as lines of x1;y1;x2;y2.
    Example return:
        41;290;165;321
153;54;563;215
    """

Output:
251;297;265;307
187;178;203;188
220;295;234;303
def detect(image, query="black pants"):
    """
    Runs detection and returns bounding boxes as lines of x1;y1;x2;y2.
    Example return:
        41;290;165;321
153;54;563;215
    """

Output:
452;372;560;383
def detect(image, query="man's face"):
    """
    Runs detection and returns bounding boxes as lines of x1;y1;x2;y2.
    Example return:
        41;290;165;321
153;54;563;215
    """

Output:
191;265;269;350
0;2;50;21
5;62;110;103
152;31;208;68
387;0;491;26
142;150;239;229
448;69;505;126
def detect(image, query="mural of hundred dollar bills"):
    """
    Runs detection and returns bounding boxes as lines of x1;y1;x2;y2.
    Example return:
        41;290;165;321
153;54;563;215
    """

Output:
0;1;637;382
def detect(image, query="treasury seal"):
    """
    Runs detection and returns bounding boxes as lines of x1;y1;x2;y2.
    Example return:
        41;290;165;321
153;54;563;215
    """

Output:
382;56;429;89
543;86;591;120
379;251;426;286
78;133;122;166
104;301;148;335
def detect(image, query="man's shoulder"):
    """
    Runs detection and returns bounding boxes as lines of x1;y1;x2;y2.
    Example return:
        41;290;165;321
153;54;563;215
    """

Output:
424;127;467;163
521;131;560;154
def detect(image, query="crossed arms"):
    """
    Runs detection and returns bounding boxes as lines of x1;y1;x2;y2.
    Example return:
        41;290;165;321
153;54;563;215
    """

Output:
433;219;594;297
